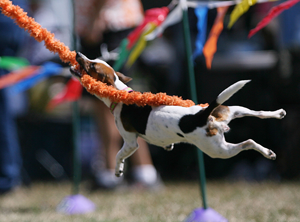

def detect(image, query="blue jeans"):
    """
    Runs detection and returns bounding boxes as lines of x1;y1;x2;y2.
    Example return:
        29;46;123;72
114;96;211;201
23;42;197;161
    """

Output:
0;82;23;192
0;0;28;192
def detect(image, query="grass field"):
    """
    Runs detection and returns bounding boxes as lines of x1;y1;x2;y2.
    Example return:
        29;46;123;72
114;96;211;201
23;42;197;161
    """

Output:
0;180;300;222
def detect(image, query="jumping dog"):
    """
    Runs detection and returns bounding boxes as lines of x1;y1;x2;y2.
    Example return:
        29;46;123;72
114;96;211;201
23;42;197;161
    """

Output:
70;52;286;177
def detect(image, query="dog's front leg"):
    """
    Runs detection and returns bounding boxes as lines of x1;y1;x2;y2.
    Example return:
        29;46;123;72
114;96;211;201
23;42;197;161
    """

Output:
115;135;139;177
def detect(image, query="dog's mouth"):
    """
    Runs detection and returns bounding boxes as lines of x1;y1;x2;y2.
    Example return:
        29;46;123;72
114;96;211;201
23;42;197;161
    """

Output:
70;52;88;78
70;64;83;78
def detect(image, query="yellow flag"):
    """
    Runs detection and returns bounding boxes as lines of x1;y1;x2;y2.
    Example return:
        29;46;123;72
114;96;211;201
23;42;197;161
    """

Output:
126;23;157;68
228;0;257;29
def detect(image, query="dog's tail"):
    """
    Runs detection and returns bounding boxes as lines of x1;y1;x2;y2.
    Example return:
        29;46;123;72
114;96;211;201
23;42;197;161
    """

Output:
217;80;250;105
199;80;250;122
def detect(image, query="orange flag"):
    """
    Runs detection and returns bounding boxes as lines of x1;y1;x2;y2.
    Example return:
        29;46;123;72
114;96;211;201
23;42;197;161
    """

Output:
203;7;229;69
0;66;40;89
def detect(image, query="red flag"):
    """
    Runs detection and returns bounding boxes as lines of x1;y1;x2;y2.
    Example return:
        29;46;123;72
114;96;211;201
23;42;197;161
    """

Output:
248;0;300;38
127;7;169;50
47;78;82;110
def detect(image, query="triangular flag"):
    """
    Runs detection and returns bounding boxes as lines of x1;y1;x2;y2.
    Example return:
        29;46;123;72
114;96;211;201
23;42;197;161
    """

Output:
203;6;229;69
126;23;157;67
193;6;208;59
113;39;130;71
0;66;40;89
0;56;29;71
9;62;62;94
146;4;183;41
47;77;82;110
228;0;257;29
127;7;169;50
248;0;300;38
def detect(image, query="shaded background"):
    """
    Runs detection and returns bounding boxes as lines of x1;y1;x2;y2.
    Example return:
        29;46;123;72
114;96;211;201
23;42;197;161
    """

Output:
15;0;300;183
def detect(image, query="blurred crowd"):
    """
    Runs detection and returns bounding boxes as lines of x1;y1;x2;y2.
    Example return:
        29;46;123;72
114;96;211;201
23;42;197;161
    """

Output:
1;0;300;195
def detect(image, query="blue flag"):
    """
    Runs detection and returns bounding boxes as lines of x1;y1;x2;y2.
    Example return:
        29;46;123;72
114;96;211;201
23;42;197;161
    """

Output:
9;62;62;94
193;6;208;59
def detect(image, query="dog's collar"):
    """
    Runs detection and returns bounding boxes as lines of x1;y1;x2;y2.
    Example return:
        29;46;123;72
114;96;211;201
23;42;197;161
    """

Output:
110;87;133;113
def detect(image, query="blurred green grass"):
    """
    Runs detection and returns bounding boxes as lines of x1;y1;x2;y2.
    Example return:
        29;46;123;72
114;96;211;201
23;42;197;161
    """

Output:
0;180;299;222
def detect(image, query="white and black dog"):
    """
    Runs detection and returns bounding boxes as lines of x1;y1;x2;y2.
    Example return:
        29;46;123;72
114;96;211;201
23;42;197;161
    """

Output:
71;52;286;177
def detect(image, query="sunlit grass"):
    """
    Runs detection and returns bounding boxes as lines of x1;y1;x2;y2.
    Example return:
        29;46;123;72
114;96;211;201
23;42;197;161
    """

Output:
0;181;299;222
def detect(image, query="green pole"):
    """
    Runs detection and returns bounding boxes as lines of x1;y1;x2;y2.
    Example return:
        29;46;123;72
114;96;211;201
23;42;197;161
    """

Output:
71;0;81;195
72;101;81;195
182;4;208;209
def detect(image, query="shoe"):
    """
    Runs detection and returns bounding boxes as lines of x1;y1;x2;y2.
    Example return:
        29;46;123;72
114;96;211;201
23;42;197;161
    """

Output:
130;173;164;191
90;169;125;191
130;165;164;191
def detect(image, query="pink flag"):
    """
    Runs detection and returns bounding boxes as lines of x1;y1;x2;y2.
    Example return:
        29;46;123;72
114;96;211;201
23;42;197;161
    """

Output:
248;0;300;38
127;7;169;50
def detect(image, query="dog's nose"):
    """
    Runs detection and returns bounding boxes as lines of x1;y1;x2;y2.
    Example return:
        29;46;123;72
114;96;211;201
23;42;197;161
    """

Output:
76;52;82;61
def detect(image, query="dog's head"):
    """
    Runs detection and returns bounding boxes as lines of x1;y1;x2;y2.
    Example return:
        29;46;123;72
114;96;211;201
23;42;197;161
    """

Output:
70;52;132;87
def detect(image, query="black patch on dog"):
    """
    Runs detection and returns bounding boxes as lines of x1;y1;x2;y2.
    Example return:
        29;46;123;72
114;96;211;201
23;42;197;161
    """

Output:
179;100;219;134
121;104;152;135
177;133;184;137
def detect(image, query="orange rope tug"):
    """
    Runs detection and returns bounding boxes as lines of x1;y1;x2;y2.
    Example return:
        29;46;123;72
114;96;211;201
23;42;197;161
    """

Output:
0;0;207;108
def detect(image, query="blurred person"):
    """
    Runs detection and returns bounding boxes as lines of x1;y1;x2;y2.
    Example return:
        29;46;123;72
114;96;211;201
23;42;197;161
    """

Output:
24;0;73;65
0;0;29;194
76;0;162;190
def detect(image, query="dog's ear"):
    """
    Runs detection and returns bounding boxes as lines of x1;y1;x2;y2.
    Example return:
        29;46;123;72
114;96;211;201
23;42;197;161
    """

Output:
208;116;214;122
116;72;132;83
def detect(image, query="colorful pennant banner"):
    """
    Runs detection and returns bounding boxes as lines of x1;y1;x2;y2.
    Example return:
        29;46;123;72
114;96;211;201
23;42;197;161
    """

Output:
146;3;184;41
116;0;286;69
0;56;29;71
248;0;300;38
0;66;40;89
228;0;258;29
1;0;298;95
47;77;82;110
203;6;229;69
9;62;62;94
127;7;169;50
187;0;276;9
126;23;158;67
193;7;208;59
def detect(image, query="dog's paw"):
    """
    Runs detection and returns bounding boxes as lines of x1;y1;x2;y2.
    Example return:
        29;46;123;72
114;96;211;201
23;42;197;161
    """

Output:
115;170;123;177
268;150;276;160
164;143;174;151
276;109;286;119
115;160;124;177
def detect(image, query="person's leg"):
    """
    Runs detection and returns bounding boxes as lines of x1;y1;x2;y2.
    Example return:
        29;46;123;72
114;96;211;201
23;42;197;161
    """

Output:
130;138;159;186
0;1;28;193
92;100;123;188
0;86;22;193
131;138;153;166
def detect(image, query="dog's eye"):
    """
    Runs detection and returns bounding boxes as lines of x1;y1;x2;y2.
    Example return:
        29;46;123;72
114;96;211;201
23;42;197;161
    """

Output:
90;63;95;69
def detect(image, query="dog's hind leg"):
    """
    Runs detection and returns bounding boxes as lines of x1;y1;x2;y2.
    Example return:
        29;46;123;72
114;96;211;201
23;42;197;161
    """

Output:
115;134;139;177
224;139;276;160
226;106;286;123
